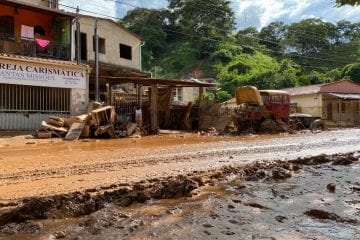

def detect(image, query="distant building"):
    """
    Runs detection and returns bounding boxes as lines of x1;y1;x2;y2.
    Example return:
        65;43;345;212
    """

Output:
283;80;360;126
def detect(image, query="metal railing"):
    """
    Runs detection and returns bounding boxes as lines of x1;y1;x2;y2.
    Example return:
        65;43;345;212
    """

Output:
0;33;71;60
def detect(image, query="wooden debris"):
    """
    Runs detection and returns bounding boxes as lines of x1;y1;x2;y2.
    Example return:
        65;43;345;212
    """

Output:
36;131;52;139
90;106;116;126
126;122;137;136
65;122;85;141
41;121;68;133
48;116;65;127
95;124;116;138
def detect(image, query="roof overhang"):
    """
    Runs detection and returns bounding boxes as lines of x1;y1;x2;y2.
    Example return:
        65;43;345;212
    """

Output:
326;93;360;100
101;76;216;88
2;0;75;18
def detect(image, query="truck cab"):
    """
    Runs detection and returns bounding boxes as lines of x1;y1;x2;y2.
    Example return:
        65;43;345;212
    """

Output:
259;90;290;121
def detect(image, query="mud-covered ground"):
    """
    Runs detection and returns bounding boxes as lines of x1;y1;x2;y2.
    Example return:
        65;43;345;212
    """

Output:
0;152;359;240
0;128;359;239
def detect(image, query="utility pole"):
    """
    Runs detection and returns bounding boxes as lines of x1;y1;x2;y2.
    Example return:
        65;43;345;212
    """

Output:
94;18;99;102
76;6;80;64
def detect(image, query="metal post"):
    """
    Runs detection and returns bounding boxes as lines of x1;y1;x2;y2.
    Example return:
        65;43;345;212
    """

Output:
95;18;99;102
76;6;80;64
139;41;145;72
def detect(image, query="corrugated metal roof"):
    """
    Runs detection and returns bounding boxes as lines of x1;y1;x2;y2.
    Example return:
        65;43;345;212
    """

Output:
102;76;216;88
326;93;360;100
0;53;90;69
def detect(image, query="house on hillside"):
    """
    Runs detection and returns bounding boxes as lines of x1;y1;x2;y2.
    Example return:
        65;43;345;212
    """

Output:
74;15;146;102
0;0;90;130
283;80;360;126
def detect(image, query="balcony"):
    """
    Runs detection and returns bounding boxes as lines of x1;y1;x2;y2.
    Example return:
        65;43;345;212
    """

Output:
0;33;71;61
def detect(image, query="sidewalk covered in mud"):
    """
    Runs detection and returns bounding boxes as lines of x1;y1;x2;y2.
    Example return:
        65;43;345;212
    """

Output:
101;76;218;133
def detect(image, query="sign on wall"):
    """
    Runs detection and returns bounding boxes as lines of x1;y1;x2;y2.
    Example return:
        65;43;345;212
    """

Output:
0;59;87;89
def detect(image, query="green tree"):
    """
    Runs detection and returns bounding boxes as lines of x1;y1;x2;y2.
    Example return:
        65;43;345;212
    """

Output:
285;19;336;55
258;21;287;57
168;0;235;38
215;51;280;94
336;0;360;6
342;63;360;82
236;27;260;48
167;0;235;59
122;8;168;70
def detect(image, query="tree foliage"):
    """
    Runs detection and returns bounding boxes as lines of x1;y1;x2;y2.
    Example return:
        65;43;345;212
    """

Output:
336;0;360;6
119;2;360;101
342;63;360;82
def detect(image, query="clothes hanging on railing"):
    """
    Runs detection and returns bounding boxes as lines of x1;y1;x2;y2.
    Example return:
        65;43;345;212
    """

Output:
35;38;50;49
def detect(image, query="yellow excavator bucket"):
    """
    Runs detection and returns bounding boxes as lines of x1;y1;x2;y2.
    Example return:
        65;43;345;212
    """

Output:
235;86;264;106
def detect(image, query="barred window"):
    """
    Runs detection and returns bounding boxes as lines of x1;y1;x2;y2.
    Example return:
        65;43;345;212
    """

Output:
0;84;70;113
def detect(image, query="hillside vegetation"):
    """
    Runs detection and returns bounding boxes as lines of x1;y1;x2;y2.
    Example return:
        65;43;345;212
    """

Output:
121;0;360;101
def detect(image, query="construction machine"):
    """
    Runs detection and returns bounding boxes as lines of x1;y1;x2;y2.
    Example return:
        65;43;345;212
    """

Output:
230;86;325;132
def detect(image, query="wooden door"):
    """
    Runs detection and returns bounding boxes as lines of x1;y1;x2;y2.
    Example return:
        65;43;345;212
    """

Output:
327;102;333;120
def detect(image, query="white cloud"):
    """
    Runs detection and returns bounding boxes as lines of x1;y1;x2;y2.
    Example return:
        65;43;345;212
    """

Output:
59;0;360;30
60;0;117;19
233;0;359;29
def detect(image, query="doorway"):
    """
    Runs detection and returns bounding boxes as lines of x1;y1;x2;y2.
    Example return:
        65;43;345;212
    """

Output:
326;102;333;120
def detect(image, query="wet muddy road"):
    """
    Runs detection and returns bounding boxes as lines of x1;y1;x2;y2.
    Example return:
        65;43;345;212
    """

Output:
0;128;360;201
0;151;359;240
0;128;359;239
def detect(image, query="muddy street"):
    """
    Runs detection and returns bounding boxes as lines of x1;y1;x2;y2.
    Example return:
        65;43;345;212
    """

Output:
0;128;360;201
0;128;359;239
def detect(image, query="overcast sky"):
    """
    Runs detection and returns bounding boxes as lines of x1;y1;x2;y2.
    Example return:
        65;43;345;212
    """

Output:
60;0;360;29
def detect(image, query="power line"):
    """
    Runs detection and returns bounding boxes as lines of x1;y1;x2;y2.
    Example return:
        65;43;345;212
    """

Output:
53;1;357;65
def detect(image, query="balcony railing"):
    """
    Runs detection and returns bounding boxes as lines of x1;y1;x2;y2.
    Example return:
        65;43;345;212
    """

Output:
0;33;71;61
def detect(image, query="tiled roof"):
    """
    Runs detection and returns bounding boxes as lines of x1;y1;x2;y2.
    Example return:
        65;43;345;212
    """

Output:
283;80;359;96
0;53;90;69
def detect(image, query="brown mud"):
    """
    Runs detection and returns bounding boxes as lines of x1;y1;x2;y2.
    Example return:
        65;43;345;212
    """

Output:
0;129;360;239
0;151;359;239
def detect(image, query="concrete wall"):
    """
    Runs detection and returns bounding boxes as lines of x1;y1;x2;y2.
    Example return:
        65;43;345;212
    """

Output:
70;88;88;115
322;97;360;123
182;87;199;103
290;93;323;117
0;112;69;130
78;16;141;71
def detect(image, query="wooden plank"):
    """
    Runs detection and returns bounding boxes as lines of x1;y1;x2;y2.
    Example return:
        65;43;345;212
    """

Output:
64;122;85;141
41;121;68;133
150;84;158;132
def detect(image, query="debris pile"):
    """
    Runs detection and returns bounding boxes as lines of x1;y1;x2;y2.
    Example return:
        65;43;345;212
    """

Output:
36;103;144;140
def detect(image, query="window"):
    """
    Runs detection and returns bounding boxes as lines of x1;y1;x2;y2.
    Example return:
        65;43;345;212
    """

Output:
337;102;346;113
93;36;105;54
34;25;45;37
271;95;282;103
119;43;132;60
172;88;182;102
0;16;14;37
261;94;269;103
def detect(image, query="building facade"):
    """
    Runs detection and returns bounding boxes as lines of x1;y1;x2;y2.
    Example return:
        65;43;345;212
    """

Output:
284;80;360;126
0;0;90;130
74;16;144;101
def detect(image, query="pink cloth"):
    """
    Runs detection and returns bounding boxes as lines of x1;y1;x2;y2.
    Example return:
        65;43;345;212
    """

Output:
35;38;50;49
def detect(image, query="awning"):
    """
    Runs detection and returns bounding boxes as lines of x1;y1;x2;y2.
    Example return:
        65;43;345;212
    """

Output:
101;76;216;88
326;93;360;100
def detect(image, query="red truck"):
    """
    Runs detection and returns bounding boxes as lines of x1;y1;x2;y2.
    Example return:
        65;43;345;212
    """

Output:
232;86;324;132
